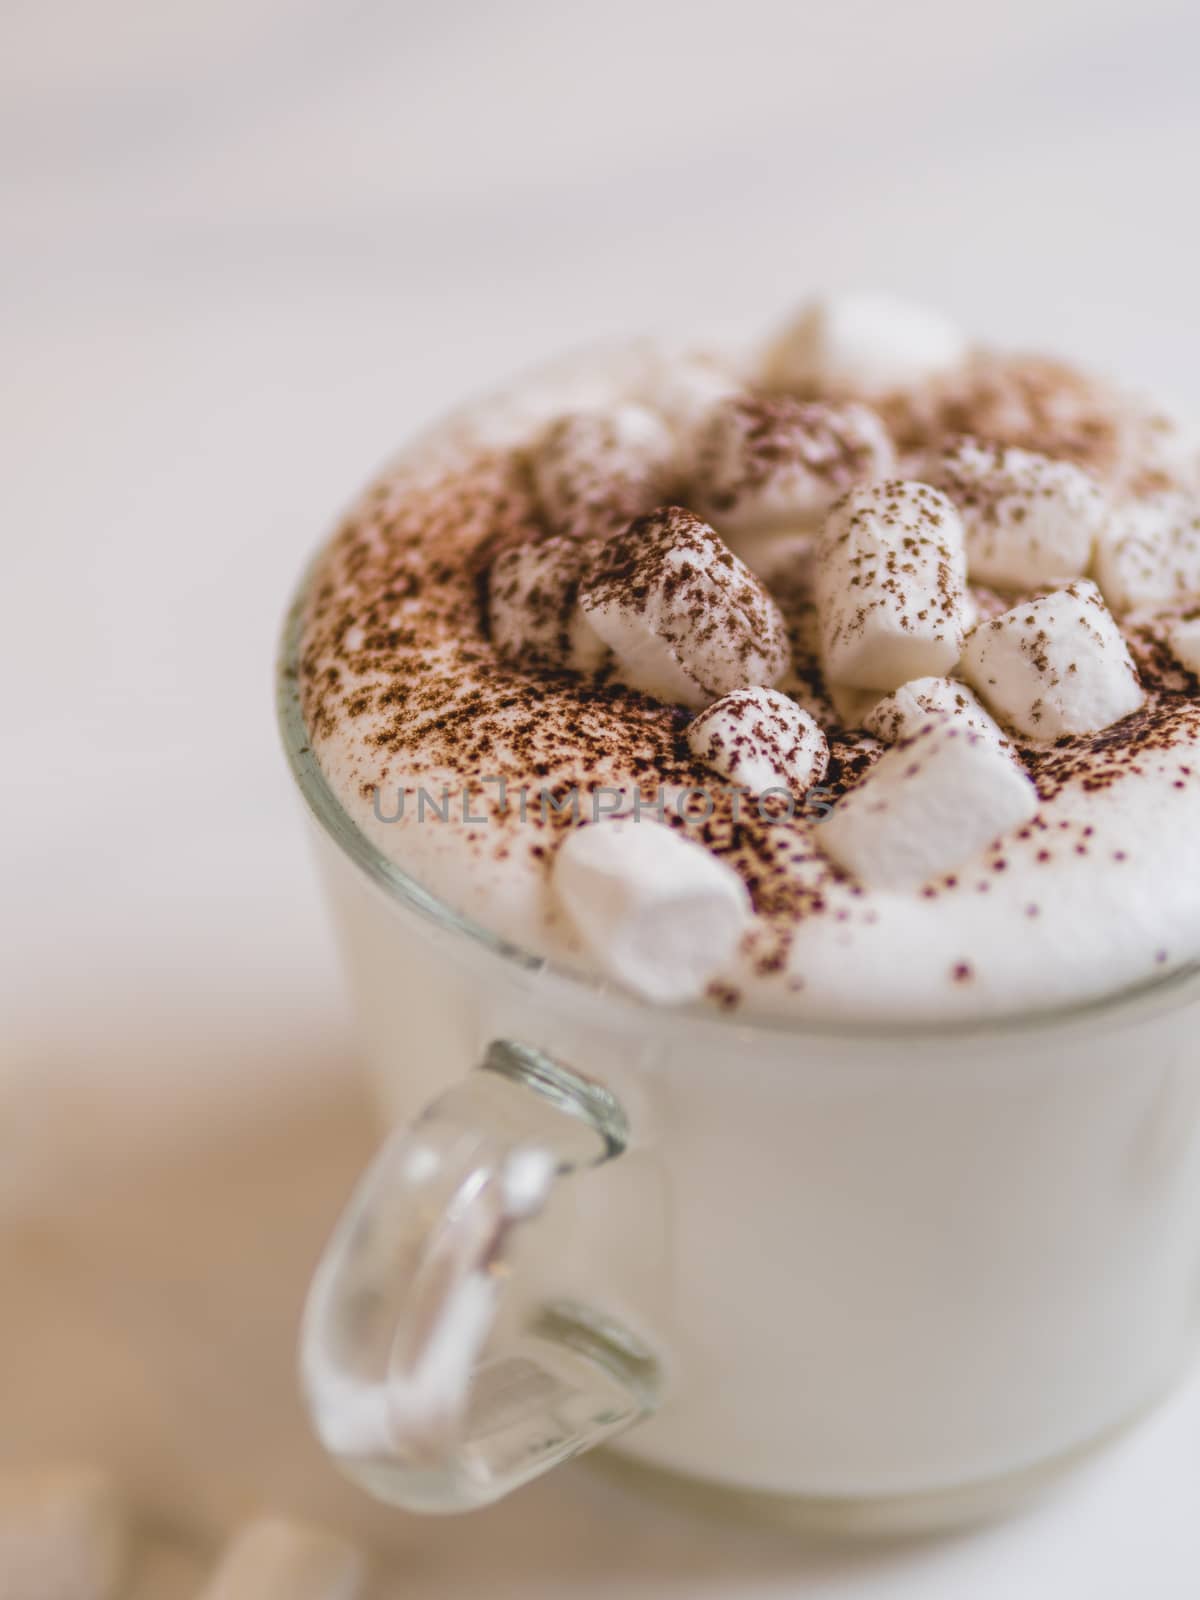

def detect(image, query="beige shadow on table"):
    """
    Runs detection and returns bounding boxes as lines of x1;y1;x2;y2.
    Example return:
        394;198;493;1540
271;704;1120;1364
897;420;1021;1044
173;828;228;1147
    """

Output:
0;996;1076;1599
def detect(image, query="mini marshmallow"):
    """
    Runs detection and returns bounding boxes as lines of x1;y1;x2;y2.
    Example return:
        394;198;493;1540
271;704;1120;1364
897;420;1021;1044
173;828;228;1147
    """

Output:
692;394;895;536
531;404;678;542
0;1467;129;1600
553;817;752;1004
863;676;1006;747
827;681;882;729
927;437;1108;588
639;353;742;442
199;1517;367;1600
725;528;816;590
763;292;968;398
819;723;1039;890
815;480;969;690
1166;614;1200;677
1093;491;1200;613
488;536;607;672
686;688;829;797
960;580;1144;739
579;506;791;708
1139;411;1200;494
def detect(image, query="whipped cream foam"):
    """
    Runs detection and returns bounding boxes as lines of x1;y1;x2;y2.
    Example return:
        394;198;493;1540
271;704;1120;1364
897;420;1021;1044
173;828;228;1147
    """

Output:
296;299;1200;1021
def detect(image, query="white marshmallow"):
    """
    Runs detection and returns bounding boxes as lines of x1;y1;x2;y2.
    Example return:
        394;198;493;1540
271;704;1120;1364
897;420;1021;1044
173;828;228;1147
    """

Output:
960;580;1144;739
579;506;791;708
763;292;968;398
815;480;968;690
553;817;752;1004
863;676;1006;747
692;394;895;536
531;404;678;542
1140;411;1200;493
928;437;1108;588
488;536;607;672
819;723;1039;890
1165;614;1200;676
725;528;816;590
0;1467;129;1600
199;1518;367;1600
686;688;829;797
1093;491;1200;614
827;681;882;729
639;353;742;442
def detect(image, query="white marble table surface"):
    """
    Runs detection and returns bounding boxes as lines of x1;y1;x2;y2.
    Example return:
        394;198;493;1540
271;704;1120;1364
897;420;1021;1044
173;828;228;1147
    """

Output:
3;1;1200;1593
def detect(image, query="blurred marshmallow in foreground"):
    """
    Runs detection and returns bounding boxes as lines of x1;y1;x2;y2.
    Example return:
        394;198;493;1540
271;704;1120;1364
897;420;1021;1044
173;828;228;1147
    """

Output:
0;1467;129;1600
553;817;751;1004
198;1517;366;1600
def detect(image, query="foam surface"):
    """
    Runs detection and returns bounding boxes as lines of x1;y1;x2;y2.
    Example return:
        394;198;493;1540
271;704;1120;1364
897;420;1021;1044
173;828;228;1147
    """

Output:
298;328;1200;1020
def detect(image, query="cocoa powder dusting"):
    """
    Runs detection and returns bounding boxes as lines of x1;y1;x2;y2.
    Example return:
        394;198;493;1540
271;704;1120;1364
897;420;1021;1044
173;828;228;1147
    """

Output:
296;342;1200;1010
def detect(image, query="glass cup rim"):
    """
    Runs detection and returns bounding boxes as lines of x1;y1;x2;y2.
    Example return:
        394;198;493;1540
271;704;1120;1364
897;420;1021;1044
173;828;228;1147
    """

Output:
277;558;1200;1048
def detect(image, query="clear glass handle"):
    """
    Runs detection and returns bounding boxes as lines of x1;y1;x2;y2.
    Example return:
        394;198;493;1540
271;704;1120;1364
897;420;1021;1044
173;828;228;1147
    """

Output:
300;1041;661;1512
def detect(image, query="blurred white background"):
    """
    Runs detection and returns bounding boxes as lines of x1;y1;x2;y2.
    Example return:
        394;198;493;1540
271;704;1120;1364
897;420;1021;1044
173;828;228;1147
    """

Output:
3;1;1200;1594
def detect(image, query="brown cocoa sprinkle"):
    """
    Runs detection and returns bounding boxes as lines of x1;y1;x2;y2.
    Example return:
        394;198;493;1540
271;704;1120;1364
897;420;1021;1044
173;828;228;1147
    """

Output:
295;344;1200;1004
693;393;892;515
879;351;1148;489
1022;699;1200;804
707;980;743;1011
582;504;789;683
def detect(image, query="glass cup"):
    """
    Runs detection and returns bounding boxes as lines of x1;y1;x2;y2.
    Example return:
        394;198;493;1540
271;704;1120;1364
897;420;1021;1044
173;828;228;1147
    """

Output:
278;582;1200;1526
